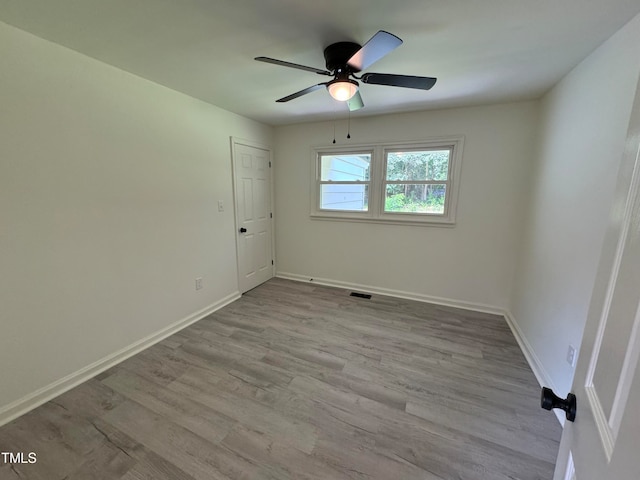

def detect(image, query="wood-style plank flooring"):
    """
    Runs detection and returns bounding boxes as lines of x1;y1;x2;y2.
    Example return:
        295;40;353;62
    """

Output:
0;278;562;479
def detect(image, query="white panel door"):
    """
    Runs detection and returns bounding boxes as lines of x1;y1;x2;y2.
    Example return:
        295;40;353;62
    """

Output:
553;77;640;480
232;140;273;293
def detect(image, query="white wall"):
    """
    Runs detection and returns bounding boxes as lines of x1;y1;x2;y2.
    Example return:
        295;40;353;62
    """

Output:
274;102;538;310
0;22;273;420
510;13;640;397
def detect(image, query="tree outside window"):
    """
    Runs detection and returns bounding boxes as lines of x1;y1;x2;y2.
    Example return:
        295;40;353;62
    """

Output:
384;149;451;214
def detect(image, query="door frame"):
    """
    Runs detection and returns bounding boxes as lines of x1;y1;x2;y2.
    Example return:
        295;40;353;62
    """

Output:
230;137;276;292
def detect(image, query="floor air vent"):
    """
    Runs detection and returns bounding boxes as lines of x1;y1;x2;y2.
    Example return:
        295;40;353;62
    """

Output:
350;292;372;299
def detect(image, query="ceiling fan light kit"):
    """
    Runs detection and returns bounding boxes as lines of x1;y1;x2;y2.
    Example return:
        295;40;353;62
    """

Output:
327;78;359;101
255;30;436;111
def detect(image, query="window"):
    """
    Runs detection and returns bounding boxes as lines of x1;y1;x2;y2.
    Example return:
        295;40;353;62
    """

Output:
311;137;463;225
318;152;371;212
383;148;451;215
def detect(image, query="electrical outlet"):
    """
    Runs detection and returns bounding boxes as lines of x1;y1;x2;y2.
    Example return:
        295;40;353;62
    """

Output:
195;277;203;290
217;200;224;212
566;345;577;367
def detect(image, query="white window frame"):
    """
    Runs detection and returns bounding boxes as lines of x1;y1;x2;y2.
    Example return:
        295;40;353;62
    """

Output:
310;136;464;226
315;149;374;218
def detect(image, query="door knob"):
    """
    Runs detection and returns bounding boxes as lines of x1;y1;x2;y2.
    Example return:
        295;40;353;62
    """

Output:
239;227;247;233
541;387;576;422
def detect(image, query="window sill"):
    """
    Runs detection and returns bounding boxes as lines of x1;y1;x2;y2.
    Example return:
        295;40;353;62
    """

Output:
309;212;456;227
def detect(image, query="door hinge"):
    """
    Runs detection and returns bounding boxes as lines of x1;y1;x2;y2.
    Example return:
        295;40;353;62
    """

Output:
270;212;273;218
271;260;274;265
269;161;271;168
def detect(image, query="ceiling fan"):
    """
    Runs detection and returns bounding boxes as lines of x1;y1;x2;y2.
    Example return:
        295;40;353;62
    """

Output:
255;30;437;111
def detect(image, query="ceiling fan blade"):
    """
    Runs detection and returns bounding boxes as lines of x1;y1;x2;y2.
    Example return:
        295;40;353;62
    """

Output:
347;91;364;111
276;83;327;103
255;56;331;76
347;31;403;71
361;73;437;90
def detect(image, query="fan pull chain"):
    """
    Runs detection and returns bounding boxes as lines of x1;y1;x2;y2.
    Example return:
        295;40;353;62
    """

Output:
332;120;336;144
347;110;351;139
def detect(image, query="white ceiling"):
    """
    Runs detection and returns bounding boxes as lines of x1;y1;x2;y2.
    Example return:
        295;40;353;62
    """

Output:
2;0;640;126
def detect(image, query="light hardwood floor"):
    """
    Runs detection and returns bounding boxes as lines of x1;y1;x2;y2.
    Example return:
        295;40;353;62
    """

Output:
0;278;562;479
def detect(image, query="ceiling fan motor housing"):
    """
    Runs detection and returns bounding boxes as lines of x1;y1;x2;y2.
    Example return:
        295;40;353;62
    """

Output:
323;42;361;73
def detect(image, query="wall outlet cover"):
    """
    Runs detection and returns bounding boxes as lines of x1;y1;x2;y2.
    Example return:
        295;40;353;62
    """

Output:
566;345;577;367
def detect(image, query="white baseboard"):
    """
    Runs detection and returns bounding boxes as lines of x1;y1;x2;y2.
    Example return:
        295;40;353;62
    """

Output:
503;310;565;427
0;291;241;428
276;271;505;316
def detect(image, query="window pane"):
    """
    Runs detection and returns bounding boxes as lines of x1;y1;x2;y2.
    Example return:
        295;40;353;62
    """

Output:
384;184;446;214
320;154;371;181
320;184;369;211
386;150;450;181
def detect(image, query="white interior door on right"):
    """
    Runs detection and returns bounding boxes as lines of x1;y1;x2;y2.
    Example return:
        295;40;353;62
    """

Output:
553;76;640;480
